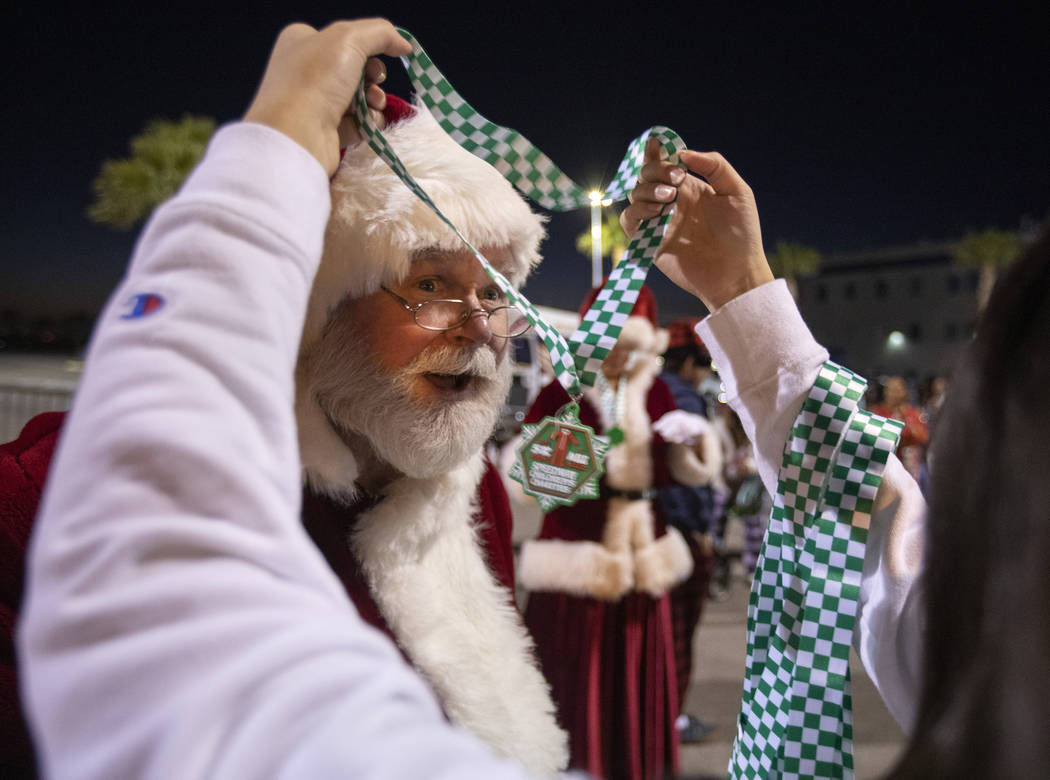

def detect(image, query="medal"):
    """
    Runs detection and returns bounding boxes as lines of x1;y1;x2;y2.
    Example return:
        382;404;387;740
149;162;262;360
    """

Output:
509;402;609;511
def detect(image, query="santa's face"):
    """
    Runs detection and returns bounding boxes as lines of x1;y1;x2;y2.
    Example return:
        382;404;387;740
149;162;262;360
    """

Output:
303;248;514;478
349;248;513;404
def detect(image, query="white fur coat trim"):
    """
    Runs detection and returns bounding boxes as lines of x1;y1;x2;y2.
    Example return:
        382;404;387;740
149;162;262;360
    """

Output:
294;374;361;501
349;451;568;774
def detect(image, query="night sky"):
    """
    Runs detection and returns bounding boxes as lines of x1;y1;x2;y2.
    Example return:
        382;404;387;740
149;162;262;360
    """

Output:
3;2;1048;324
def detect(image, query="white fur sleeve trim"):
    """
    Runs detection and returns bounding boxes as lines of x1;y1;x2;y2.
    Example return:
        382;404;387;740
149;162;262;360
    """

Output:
633;527;694;597
519;539;633;600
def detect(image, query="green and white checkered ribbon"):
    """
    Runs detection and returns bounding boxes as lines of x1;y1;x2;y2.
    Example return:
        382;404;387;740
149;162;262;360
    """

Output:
352;29;685;396
730;363;904;779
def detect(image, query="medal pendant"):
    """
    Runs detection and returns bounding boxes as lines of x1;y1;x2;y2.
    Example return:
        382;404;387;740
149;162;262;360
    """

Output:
509;404;609;511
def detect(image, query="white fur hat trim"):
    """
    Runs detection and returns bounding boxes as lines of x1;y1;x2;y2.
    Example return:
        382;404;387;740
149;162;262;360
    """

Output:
304;104;546;345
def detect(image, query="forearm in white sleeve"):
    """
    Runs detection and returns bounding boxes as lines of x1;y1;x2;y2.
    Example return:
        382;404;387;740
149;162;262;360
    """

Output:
697;279;926;730
19;123;537;779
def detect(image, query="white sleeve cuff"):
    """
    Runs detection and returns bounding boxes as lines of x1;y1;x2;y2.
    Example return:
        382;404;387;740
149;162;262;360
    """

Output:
696;279;827;402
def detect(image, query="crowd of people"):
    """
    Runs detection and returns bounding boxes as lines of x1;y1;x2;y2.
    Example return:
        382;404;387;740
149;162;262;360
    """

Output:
0;15;1047;780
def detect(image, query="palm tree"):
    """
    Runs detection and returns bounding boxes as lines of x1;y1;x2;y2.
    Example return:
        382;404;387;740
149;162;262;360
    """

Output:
767;241;821;300
575;211;630;268
88;115;215;230
952;228;1021;314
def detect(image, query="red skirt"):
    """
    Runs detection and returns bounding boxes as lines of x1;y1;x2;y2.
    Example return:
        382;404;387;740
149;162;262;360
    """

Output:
525;590;680;780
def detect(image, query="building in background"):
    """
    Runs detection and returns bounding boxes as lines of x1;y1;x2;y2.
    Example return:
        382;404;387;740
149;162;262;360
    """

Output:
797;241;978;384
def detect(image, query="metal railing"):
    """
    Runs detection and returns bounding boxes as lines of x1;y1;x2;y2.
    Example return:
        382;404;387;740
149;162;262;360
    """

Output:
0;384;73;442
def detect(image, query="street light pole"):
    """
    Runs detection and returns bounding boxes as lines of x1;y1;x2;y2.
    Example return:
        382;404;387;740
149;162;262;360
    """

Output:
589;190;603;288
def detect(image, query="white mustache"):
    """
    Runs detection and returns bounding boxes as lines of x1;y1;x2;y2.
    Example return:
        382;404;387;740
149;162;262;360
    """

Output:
403;345;500;381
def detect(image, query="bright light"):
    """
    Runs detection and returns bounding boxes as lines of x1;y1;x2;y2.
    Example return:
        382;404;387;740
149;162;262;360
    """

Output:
886;331;907;351
601;198;612;207
591;225;602;239
589;190;603;204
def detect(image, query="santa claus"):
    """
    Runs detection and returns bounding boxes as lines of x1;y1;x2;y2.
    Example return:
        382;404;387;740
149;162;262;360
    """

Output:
519;284;710;779
0;95;567;775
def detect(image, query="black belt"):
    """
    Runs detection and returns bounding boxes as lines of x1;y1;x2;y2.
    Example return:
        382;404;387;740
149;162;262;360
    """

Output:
604;487;654;501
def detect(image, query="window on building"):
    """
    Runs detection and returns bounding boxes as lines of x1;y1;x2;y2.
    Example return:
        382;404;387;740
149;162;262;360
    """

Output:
513;336;532;364
908;323;922;342
875;279;888;299
844;282;856;300
816;284;828;302
910;276;923;296
947;273;961;293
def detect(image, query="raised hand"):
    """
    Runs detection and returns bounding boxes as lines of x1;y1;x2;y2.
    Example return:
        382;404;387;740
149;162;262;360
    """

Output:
243;19;412;175
621;138;773;311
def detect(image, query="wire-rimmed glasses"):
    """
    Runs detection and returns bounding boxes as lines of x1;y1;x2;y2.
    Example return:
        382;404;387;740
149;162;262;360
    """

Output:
380;286;531;338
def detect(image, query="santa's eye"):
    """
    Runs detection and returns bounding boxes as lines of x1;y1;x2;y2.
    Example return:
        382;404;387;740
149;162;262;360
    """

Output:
481;286;505;303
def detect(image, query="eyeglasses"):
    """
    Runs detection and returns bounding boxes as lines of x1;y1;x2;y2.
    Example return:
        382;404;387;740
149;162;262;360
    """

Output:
380;286;532;338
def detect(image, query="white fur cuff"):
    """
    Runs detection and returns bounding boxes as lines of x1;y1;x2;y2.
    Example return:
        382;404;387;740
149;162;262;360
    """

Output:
633;528;694;597
520;539;633;601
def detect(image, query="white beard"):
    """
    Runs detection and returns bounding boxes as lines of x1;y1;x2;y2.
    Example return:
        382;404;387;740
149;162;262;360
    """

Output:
303;315;511;480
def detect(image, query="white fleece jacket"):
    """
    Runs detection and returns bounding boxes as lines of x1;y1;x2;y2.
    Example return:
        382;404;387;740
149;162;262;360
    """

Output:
19;123;543;779
697;279;926;731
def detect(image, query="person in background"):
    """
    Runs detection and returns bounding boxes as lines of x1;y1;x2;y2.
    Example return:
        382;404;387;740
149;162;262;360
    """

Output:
917;374;949;438
873;375;929;482
916;374;948;493
519;285;704;780
625;133;1050;777
657;319;721;743
719;405;768;577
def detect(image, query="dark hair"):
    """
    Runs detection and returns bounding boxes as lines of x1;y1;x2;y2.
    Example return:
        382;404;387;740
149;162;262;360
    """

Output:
888;224;1050;777
662;344;711;374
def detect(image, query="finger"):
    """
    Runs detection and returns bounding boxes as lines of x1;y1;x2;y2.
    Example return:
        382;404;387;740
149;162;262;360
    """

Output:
337;115;361;149
638;155;686;186
620;201;663;236
620;207;640;237
629;180;678;207
364;56;386;86
330;17;412;59
337;102;385;148
644;136;661;165
274;22;317;47
365;83;387;112
679;150;752;196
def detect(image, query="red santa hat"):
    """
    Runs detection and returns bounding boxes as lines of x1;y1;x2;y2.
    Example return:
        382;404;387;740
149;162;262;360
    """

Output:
302;95;547;347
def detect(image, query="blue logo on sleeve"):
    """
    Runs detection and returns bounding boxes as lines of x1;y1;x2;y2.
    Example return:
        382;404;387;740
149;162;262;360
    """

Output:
120;293;166;320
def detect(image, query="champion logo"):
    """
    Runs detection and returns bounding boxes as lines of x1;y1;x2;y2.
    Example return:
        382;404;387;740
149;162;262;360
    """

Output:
120;293;166;320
